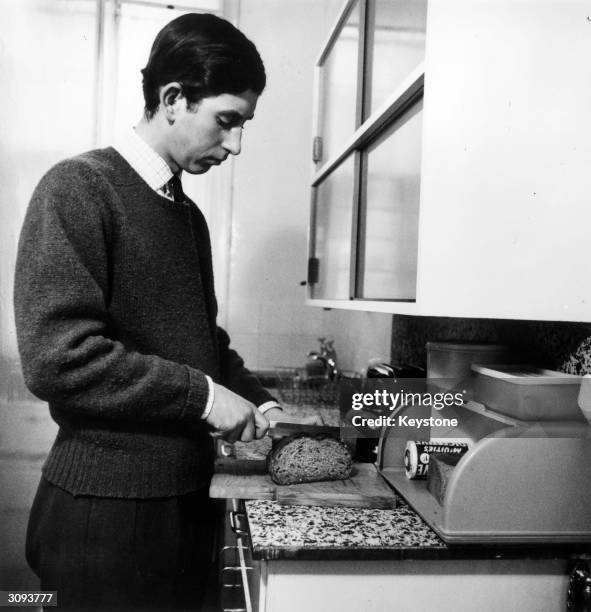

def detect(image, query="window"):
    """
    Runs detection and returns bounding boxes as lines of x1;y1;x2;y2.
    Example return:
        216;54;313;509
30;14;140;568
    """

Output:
95;0;232;324
309;0;427;303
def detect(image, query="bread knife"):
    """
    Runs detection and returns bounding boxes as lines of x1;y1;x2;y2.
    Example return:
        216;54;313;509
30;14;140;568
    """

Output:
267;421;342;440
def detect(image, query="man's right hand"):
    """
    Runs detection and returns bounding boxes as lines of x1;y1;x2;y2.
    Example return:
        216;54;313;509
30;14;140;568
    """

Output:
205;383;269;443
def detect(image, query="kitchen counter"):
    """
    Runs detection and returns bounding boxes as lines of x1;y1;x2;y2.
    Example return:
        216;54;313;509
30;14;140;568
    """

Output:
245;498;590;562
240;492;586;612
241;498;578;612
217;399;589;611
224;401;590;561
245;498;445;559
216;402;589;612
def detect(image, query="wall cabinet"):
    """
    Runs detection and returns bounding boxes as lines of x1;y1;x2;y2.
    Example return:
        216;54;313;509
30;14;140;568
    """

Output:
307;0;591;322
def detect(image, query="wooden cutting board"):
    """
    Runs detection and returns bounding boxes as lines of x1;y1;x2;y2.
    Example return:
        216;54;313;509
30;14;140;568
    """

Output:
210;460;397;509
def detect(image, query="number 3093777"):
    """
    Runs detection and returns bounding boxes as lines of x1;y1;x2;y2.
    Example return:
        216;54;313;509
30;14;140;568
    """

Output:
0;592;57;607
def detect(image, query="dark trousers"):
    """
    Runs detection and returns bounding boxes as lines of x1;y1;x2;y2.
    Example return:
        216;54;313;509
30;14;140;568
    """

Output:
26;478;219;612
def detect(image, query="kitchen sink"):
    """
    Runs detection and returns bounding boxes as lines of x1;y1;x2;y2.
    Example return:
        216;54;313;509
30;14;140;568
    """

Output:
274;367;360;405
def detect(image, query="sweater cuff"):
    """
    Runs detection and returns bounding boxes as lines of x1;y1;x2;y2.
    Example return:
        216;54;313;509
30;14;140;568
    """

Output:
182;367;211;420
200;375;215;420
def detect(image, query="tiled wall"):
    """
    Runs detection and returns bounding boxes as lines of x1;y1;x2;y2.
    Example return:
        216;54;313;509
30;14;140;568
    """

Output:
316;309;393;374
389;315;591;374
227;300;393;375
225;300;330;371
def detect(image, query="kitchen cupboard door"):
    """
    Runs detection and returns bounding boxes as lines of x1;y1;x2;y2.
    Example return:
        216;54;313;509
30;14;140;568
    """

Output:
416;0;591;321
357;100;423;300
257;559;568;612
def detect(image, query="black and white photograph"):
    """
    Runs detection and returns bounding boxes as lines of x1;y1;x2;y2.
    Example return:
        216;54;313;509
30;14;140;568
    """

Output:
1;1;590;610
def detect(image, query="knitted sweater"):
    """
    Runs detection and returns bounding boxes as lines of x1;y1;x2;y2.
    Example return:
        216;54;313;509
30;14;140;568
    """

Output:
14;148;274;498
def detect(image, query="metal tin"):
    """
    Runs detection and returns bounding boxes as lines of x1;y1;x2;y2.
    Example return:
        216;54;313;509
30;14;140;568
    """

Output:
426;341;507;388
404;440;469;480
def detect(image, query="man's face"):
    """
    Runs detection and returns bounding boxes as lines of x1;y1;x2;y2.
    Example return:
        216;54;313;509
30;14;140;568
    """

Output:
166;89;259;174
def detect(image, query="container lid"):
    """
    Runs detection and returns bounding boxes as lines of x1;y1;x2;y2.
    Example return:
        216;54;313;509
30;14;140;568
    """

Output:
426;341;507;352
471;364;582;384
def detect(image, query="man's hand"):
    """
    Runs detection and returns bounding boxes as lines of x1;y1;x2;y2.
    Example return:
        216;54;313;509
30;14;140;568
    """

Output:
206;383;269;442
263;407;324;426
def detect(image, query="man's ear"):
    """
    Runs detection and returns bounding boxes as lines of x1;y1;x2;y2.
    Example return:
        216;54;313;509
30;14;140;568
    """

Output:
159;82;184;124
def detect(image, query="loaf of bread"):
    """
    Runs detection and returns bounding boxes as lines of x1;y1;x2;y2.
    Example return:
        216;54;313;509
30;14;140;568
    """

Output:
267;433;353;485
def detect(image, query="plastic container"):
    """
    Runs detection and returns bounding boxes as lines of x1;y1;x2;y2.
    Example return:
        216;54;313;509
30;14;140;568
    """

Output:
471;364;583;421
426;341;508;388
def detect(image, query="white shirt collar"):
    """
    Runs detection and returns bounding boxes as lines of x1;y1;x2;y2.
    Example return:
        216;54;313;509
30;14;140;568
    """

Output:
114;128;176;194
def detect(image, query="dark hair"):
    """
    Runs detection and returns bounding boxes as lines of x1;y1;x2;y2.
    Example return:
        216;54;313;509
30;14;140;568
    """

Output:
141;13;266;118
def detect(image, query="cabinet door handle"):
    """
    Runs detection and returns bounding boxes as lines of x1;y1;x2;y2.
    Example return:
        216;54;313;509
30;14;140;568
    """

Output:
312;136;323;163
307;257;319;285
567;560;591;611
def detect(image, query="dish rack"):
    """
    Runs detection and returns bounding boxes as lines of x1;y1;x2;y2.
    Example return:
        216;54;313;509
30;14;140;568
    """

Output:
274;367;360;405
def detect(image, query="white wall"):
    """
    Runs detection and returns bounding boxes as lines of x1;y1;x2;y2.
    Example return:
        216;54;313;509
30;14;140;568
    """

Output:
223;0;393;373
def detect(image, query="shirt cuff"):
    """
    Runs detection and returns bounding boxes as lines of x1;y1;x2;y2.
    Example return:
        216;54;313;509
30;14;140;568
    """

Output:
258;401;282;415
200;375;215;420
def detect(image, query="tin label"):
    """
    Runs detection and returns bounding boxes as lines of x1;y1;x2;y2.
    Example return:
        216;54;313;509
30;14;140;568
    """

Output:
404;440;469;480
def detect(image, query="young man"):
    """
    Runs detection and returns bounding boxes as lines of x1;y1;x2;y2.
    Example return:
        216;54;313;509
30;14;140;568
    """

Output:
14;13;315;611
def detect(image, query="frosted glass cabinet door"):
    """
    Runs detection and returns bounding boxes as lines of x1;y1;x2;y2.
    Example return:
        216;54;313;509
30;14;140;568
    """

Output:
358;100;423;300
318;0;361;164
311;157;356;300
365;0;427;117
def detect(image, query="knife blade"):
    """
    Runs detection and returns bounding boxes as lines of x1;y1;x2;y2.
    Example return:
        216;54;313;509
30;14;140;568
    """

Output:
267;420;342;440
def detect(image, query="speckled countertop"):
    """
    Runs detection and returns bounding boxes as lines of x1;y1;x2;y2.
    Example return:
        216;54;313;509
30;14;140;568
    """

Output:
245;498;449;560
